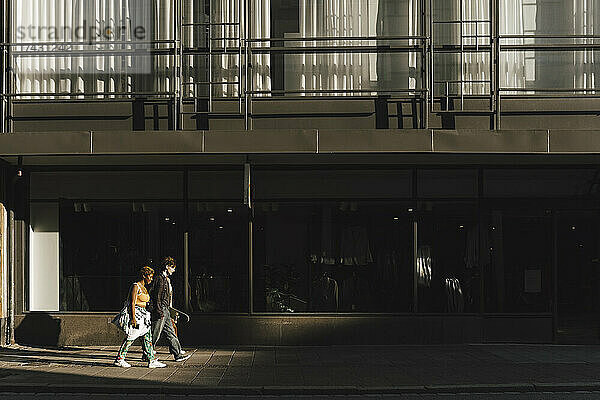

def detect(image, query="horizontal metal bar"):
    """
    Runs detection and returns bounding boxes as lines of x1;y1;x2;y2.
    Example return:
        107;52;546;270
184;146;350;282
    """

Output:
182;81;240;85
9;91;175;97
432;45;492;53
500;34;600;39
500;88;600;92
180;111;243;115
499;94;600;99
500;44;600;51
12;49;175;56
9;40;177;46
247;35;427;42
183;48;241;54
248;88;426;94
248;45;423;54
433;20;491;24
434;80;491;84
182;22;240;26
245;95;423;101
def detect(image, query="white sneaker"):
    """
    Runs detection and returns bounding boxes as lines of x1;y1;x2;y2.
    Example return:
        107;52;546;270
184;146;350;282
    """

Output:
148;359;166;368
179;350;186;355
114;359;131;368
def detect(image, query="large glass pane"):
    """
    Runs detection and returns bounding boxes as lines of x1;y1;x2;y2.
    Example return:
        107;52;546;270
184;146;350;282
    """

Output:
253;168;414;313
432;0;491;97
500;1;600;92
187;170;248;313
417;202;481;313
484;210;552;313
253;201;414;313
557;211;600;343
188;202;248;313
59;201;184;311
244;0;423;97
29;171;184;311
13;0;175;98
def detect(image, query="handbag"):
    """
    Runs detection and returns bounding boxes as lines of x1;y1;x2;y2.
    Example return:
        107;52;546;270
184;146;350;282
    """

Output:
111;304;130;333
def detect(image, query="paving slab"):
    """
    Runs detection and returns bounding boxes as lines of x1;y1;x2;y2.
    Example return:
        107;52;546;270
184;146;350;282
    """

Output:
0;344;599;395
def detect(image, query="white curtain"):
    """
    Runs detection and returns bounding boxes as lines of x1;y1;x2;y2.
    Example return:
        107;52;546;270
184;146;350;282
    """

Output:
14;0;172;98
249;0;270;96
434;0;526;95
284;0;373;96
499;0;526;92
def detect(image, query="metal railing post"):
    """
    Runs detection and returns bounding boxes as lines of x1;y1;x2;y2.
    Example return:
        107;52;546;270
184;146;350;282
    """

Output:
493;0;500;129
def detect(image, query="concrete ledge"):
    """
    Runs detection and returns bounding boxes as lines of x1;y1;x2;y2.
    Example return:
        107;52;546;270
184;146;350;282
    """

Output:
92;131;204;154
4;129;600;156
204;129;317;153
550;130;600;153
433;129;548;153
0;132;90;155
318;129;432;153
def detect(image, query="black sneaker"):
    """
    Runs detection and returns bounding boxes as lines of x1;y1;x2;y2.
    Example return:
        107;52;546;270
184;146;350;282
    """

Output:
174;354;191;362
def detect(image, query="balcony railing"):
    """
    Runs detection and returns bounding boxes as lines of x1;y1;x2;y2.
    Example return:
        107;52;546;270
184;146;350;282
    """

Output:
2;0;600;132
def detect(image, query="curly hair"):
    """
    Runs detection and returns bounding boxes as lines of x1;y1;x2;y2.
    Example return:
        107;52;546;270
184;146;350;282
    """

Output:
137;265;154;281
159;256;176;272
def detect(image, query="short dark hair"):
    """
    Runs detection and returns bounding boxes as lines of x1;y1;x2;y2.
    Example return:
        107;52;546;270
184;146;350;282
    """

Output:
160;256;176;272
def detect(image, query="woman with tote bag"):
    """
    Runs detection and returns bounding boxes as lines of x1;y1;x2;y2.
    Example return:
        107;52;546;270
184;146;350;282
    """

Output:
113;266;166;368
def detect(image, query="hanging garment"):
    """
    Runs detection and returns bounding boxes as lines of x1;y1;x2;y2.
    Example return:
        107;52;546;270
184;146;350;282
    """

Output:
445;278;464;313
311;274;339;312
417;245;432;287
339;226;373;266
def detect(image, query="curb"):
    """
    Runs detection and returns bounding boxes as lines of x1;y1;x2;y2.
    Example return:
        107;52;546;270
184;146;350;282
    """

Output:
1;382;600;395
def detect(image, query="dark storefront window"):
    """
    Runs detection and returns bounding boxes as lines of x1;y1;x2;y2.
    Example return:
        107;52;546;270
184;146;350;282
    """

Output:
481;169;573;313
484;211;552;313
416;170;480;313
29;171;184;311
253;169;414;313
188;170;248;313
60;201;184;311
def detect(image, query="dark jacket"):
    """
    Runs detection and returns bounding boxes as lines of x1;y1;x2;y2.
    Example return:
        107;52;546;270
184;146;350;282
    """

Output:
149;272;171;319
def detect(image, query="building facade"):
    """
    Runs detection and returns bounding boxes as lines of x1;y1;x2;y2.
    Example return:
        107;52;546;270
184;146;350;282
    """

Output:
0;0;599;346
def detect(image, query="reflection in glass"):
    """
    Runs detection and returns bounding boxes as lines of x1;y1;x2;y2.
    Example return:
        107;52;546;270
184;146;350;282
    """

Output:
485;212;552;313
417;204;481;313
188;202;248;313
59;201;184;311
254;202;413;313
13;0;175;98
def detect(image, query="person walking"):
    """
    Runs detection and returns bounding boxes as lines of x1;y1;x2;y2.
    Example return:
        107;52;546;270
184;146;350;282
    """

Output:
149;257;190;362
114;266;166;368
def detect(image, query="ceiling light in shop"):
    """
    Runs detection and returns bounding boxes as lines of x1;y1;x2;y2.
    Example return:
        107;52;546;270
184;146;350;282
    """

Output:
571;226;576;230
393;217;399;220
407;208;414;212
209;217;215;221
218;226;224;230
227;208;233;213
165;217;170;222
459;225;464;229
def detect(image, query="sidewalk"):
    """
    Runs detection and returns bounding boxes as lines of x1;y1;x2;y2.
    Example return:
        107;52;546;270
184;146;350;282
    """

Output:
0;344;599;395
